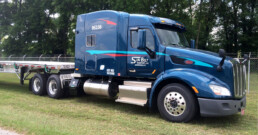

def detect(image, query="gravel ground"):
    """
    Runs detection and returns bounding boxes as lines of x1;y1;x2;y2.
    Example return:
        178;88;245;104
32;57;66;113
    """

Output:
0;128;20;135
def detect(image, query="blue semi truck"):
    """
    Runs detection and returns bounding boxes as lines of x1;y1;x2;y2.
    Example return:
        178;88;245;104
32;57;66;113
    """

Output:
0;10;247;122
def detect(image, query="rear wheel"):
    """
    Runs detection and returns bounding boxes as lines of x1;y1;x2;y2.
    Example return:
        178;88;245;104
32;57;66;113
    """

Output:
157;83;198;122
31;74;47;95
47;75;64;99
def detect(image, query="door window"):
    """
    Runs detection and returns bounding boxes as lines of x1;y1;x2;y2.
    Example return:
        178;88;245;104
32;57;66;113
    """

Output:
130;29;155;50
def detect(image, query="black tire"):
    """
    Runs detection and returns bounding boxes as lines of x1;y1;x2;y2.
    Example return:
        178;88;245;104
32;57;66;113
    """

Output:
157;83;198;122
31;74;47;95
47;75;64;99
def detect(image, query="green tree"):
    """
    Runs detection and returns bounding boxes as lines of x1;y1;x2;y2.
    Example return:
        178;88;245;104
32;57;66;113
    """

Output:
0;0;257;56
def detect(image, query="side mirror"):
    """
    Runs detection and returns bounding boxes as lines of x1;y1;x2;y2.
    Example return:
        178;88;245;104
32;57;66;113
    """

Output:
217;49;226;71
190;39;195;48
137;29;146;50
218;49;226;58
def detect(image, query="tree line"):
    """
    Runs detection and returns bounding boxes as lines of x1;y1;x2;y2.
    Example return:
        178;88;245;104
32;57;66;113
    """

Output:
0;0;257;56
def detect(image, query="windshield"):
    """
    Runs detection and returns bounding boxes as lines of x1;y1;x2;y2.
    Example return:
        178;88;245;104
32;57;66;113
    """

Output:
155;27;189;48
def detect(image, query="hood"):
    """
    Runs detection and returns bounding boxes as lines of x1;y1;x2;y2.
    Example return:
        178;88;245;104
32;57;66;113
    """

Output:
165;47;234;91
166;47;232;68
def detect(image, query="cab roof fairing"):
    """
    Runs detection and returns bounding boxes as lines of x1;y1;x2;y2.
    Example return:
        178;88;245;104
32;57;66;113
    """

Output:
78;11;186;31
149;17;186;32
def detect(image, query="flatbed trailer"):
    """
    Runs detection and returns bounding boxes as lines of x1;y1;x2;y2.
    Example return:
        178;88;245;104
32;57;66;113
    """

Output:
0;61;74;85
0;61;74;72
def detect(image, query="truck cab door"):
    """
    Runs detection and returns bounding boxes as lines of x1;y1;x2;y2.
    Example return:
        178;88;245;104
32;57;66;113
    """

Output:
127;27;162;78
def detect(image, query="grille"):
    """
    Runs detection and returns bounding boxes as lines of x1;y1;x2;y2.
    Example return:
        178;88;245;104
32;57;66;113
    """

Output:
232;59;246;98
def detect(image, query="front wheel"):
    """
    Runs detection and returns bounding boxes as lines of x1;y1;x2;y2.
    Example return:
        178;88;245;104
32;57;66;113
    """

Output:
157;83;198;122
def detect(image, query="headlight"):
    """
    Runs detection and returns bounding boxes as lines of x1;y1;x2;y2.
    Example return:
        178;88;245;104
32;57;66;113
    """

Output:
209;85;231;96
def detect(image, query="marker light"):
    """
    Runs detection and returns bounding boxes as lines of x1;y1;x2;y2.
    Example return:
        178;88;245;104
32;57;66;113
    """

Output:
185;60;193;65
192;86;199;93
209;85;231;96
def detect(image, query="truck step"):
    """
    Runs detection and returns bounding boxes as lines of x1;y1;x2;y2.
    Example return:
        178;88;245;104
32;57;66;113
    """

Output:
123;81;152;87
115;81;151;106
115;97;147;106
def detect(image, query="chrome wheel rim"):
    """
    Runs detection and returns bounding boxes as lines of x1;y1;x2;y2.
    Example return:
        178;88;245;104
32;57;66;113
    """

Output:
33;78;41;92
164;92;186;116
49;80;57;95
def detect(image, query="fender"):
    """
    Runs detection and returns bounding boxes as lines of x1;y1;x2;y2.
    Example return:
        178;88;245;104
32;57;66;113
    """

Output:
149;68;232;108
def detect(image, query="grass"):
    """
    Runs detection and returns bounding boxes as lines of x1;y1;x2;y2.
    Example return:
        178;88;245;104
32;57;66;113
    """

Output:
0;73;257;135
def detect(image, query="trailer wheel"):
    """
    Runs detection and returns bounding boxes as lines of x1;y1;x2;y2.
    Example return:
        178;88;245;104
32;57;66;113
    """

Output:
47;75;64;99
157;83;197;122
31;74;47;95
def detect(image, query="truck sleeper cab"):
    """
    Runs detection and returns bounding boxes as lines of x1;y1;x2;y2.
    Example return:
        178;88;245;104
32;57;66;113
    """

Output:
70;10;247;122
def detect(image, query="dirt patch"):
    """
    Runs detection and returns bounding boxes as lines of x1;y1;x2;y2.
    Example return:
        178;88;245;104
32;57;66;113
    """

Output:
0;127;20;135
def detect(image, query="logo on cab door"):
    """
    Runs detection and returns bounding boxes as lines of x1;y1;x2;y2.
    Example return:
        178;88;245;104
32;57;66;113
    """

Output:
131;57;149;67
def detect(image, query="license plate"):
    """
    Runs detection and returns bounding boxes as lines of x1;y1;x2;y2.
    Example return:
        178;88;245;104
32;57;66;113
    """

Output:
241;108;245;115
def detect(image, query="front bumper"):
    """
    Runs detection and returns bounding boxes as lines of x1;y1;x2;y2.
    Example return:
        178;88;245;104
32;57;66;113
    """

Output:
198;96;246;117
